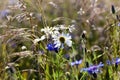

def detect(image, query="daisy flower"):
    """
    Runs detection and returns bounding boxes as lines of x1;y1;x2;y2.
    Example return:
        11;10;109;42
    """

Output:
59;25;68;30
53;24;75;32
41;26;54;38
68;24;75;32
52;32;72;48
41;26;59;39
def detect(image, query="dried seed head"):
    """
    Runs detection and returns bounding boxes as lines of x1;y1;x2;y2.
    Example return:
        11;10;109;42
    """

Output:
81;30;87;39
111;5;116;14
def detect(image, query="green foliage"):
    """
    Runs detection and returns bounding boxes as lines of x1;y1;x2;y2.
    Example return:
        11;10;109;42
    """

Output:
0;0;120;80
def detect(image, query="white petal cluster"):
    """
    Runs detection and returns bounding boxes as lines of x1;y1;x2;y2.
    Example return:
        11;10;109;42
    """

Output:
41;26;54;36
36;24;74;48
33;35;45;44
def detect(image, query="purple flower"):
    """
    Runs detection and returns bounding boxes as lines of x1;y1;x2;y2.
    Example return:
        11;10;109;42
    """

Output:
118;23;120;27
106;60;112;65
47;43;58;52
114;58;120;65
8;0;18;5
70;59;82;66
0;9;11;19
81;62;104;75
106;58;120;65
63;54;70;60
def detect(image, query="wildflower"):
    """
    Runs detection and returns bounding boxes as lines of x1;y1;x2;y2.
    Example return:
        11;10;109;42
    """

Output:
41;26;54;36
106;58;120;65
21;46;27;50
52;26;60;31
106;60;112;65
46;43;58;52
80;62;104;78
68;24;75;32
70;59;82;66
41;26;60;39
59;25;68;30
118;23;120;27
52;24;75;33
77;8;85;15
33;35;45;44
114;58;120;68
52;32;72;48
8;0;18;5
106;58;120;69
0;9;11;19
114;58;120;65
63;54;70;60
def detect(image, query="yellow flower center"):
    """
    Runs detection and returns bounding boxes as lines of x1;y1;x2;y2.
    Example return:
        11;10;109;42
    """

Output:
59;36;65;43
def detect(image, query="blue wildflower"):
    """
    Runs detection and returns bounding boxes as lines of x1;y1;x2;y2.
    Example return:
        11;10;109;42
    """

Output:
118;23;120;27
106;58;120;65
109;58;120;68
8;0;18;5
0;9;11;19
47;43;58;52
114;58;120;65
114;58;120;68
70;59;82;66
80;62;104;75
63;54;70;60
106;60;112;65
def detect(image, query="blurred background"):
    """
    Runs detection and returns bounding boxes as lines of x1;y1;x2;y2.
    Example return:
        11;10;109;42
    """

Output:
0;0;120;79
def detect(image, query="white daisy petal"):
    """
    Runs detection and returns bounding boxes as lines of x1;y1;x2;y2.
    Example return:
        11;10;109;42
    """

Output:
66;40;72;47
40;35;46;40
33;38;41;44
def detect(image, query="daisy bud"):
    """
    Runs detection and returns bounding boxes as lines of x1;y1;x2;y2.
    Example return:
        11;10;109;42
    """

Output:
111;5;115;14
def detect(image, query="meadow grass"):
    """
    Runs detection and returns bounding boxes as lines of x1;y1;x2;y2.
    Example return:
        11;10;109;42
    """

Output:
0;0;120;80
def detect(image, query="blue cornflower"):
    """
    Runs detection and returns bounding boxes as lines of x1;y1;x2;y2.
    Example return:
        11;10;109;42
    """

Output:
80;62;104;75
70;59;82;66
46;43;58;52
114;58;120;68
106;58;120;65
63;54;70;60
114;58;120;65
118;23;120;27
8;0;18;5
106;60;112;65
0;9;11;19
